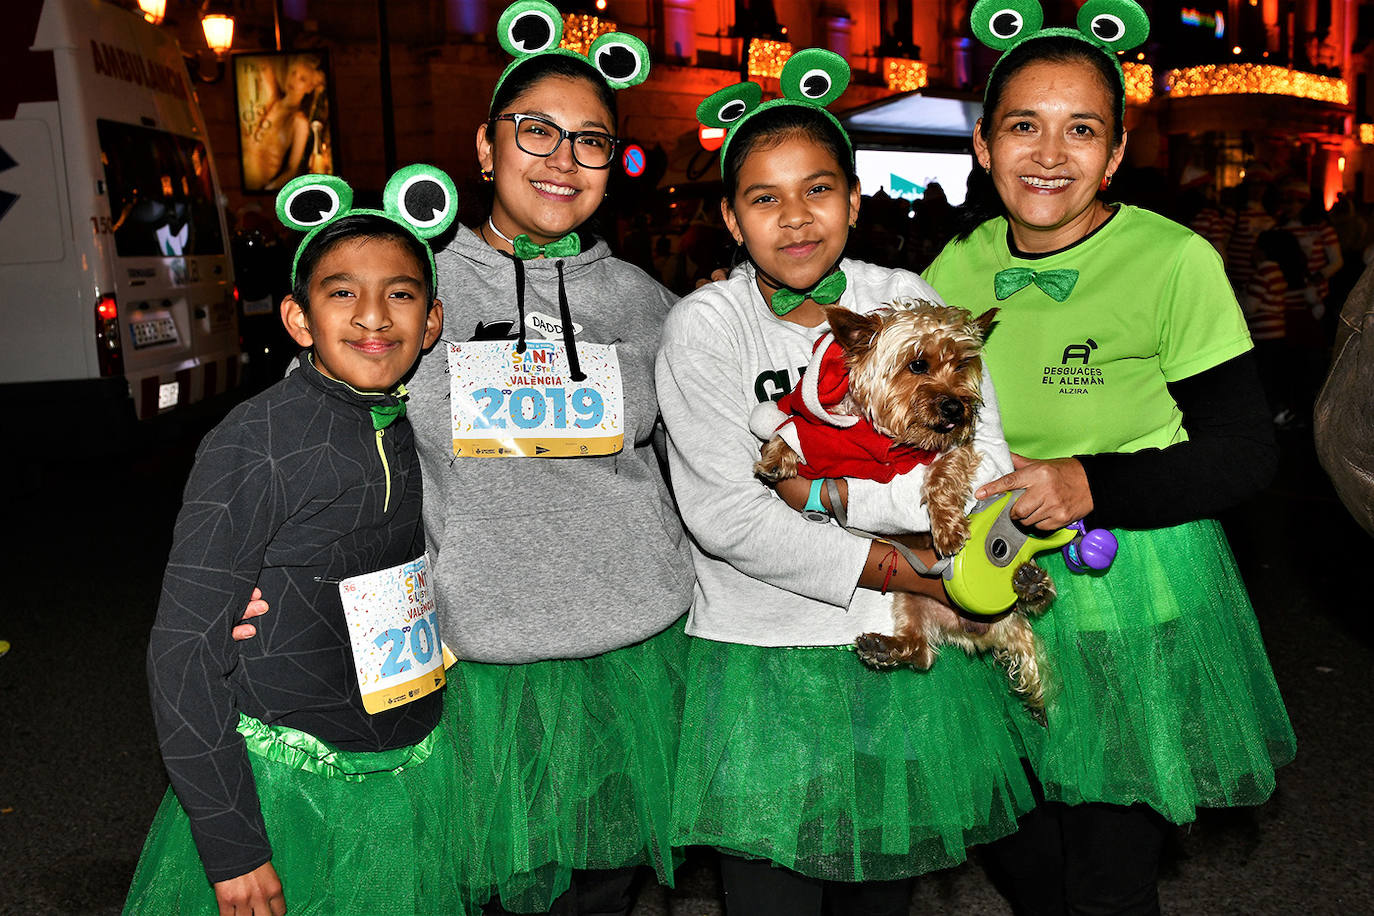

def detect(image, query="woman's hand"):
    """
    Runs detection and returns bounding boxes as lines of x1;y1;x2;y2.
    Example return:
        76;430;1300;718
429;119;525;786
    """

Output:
975;453;1093;531
213;861;286;915
232;588;270;641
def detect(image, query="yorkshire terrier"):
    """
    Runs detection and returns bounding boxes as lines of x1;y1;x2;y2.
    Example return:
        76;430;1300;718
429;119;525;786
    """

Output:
752;298;1054;708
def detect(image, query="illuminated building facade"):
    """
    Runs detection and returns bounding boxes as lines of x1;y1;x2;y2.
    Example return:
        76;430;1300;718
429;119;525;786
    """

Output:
129;0;1373;212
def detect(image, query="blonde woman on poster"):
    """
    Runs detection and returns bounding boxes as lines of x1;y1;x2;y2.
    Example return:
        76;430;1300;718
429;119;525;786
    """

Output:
239;54;329;191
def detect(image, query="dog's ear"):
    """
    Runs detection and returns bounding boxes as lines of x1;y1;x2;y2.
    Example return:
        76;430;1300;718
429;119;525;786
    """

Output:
970;308;999;341
824;305;884;356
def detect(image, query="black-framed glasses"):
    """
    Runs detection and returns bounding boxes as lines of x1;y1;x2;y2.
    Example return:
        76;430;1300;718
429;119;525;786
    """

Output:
492;113;618;169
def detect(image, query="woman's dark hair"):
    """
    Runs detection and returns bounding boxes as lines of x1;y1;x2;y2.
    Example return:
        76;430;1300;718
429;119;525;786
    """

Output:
955;35;1126;241
1255;228;1307;291
721;104;857;202
489;53;617;125
292;213;435;308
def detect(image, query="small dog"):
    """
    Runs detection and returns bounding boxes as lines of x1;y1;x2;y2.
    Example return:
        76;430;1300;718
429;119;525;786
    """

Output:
752;298;1054;708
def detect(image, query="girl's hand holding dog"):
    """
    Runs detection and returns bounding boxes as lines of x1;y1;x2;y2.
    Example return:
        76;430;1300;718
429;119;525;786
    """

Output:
773;476;956;605
976;454;1093;531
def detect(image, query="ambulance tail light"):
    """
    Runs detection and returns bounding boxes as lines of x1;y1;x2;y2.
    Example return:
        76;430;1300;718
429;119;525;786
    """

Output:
95;293;123;376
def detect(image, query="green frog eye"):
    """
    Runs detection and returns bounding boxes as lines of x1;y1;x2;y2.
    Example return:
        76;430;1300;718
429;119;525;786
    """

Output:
1077;0;1149;51
779;48;849;107
498;0;562;58
970;0;1045;51
276;174;353;232
589;32;650;89
383;165;458;240
697;82;763;129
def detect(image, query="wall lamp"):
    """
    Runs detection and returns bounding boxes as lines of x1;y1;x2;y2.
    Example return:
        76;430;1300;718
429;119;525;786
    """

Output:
138;0;235;83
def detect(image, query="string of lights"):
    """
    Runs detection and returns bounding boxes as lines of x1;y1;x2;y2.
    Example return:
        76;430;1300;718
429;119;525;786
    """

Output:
747;38;793;79
883;58;928;92
560;13;617;55
1123;62;1153;104
1165;63;1348;105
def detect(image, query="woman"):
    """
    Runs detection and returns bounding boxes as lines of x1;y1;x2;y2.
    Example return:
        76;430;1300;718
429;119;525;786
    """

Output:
921;2;1296;911
411;24;694;913
242;55;326;192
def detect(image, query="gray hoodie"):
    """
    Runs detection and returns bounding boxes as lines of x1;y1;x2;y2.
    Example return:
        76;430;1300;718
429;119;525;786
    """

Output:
407;227;694;663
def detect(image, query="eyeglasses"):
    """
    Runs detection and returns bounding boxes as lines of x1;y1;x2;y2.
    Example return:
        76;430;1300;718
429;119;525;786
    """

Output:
492;113;618;169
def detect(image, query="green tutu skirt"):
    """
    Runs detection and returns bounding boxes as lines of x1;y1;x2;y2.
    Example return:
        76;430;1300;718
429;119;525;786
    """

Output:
445;618;687;913
672;635;1037;883
1008;518;1296;824
124;714;466;915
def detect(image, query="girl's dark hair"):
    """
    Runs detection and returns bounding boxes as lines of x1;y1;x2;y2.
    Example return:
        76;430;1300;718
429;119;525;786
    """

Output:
489;53;617;124
955;35;1125;241
1256;228;1307;291
721;104;857;202
292;213;435;308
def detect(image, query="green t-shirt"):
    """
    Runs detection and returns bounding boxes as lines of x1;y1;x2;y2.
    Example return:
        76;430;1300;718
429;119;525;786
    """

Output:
923;205;1252;459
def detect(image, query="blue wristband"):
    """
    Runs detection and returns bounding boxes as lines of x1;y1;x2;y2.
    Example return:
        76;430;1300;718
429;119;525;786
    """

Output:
802;477;829;522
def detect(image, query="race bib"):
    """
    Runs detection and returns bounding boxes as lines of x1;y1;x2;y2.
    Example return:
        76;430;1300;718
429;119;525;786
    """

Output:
339;555;448;714
447;340;625;457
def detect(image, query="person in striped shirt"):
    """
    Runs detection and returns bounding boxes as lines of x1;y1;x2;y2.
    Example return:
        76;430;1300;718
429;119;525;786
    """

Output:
1245;229;1307;426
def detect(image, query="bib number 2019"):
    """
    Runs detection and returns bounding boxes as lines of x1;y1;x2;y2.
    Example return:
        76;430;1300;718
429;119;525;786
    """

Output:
471;386;605;430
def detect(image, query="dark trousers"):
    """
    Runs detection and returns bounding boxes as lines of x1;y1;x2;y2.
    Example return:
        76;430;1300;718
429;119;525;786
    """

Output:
981;798;1169;916
482;866;641;916
720;853;914;916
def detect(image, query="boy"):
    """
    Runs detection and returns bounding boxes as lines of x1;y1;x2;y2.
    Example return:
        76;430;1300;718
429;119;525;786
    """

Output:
125;168;461;915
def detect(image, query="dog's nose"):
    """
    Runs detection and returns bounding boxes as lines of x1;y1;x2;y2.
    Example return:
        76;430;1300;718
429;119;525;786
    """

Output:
939;398;965;422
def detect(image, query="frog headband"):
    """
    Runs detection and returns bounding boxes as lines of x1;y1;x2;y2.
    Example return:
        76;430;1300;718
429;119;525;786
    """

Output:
276;164;458;291
697;48;852;168
491;0;650;110
971;0;1149;121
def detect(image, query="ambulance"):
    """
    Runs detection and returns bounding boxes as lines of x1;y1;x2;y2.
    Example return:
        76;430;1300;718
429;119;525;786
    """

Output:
0;0;241;424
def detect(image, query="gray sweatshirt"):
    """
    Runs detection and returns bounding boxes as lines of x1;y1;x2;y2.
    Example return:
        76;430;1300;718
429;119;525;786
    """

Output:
655;260;1011;647
407;227;694;663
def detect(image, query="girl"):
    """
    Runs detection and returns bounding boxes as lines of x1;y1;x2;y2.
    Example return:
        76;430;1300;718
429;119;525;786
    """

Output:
655;49;1034;916
923;1;1295;911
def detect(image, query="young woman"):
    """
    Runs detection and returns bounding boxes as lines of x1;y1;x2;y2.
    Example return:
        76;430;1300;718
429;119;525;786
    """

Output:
656;49;1034;916
922;2;1296;910
412;18;695;912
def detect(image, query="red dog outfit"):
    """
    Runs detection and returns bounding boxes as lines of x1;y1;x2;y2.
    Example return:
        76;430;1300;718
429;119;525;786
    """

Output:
750;332;936;483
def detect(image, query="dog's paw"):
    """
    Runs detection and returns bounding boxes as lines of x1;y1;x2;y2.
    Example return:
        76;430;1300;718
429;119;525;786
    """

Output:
855;633;902;669
1012;562;1055;613
931;516;970;557
754;437;799;483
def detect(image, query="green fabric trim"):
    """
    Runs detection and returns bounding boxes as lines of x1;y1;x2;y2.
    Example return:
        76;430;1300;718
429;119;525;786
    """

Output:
235;713;434;781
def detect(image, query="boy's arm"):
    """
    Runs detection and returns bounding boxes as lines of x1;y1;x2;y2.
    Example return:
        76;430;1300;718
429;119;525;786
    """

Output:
147;419;279;884
842;363;1013;533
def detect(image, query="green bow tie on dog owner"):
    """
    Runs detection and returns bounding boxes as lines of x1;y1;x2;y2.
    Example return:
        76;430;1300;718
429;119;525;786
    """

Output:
993;267;1080;302
512;232;581;260
769;270;848;317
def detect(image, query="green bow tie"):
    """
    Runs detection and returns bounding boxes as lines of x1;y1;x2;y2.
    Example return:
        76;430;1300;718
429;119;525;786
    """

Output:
993;267;1079;302
512;233;581;260
370;386;408;430
769;270;848;317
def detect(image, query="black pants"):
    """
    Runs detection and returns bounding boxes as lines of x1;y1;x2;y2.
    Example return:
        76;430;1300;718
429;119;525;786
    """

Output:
482;866;641;916
720;853;914;916
981;798;1170;916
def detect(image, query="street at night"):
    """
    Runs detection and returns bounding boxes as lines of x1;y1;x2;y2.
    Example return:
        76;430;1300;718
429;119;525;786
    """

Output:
0;397;1370;915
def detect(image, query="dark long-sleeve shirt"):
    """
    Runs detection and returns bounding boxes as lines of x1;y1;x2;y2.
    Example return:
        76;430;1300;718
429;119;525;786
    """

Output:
146;353;439;883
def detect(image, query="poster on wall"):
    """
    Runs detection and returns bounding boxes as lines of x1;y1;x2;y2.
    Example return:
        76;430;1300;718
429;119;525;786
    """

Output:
233;50;335;193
